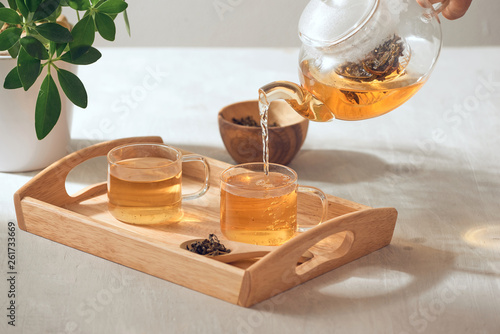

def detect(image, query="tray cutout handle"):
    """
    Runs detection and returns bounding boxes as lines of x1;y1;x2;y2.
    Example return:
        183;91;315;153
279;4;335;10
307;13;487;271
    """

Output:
69;182;108;204
14;136;163;231
240;207;397;307
295;230;354;277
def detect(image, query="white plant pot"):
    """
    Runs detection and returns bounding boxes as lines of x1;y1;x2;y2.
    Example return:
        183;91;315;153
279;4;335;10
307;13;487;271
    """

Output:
0;54;75;172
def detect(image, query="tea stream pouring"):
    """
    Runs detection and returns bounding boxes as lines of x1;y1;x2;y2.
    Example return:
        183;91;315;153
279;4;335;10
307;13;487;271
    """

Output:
259;0;448;121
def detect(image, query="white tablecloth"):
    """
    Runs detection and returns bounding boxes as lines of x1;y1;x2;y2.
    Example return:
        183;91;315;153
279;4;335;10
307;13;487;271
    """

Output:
1;46;499;333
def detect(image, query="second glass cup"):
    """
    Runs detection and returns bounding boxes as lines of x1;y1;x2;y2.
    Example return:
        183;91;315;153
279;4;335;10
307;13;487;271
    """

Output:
107;143;210;225
220;162;328;246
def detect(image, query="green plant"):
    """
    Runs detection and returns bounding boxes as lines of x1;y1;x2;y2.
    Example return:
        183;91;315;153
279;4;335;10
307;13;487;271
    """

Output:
0;0;129;139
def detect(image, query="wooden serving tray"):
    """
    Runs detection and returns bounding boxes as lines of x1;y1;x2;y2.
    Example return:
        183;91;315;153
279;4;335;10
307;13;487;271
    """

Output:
14;136;397;307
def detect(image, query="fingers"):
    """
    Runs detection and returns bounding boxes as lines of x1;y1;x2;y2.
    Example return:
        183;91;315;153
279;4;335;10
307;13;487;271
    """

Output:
427;0;473;20
441;0;472;20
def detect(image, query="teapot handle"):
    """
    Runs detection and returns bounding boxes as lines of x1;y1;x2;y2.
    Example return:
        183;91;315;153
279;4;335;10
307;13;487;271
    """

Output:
419;0;450;22
432;0;450;15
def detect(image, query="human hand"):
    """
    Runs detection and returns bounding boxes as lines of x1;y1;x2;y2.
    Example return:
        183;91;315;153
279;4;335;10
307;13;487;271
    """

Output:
430;0;473;20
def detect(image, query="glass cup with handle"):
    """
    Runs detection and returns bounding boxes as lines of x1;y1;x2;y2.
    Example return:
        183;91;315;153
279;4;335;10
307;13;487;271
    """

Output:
220;162;328;246
107;143;210;225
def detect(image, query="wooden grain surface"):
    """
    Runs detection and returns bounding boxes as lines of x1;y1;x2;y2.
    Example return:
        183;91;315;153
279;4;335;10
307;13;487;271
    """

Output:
2;47;499;333
14;137;397;307
218;100;309;165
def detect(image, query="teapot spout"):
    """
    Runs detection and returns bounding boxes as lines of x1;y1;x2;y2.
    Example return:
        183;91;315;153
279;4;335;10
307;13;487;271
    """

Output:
258;81;335;122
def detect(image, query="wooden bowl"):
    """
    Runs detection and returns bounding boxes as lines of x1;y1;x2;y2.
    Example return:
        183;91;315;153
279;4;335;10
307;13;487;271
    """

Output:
218;100;308;165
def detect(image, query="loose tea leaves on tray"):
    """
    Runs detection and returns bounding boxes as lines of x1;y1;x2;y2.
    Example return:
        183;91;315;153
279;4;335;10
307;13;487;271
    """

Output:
186;234;231;256
336;34;406;83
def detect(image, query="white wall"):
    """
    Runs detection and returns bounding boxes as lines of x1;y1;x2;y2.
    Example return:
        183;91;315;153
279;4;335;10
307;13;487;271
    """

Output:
77;0;499;48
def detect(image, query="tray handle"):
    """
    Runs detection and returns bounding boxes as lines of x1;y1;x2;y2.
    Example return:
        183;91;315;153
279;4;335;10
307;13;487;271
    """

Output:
241;207;397;307
14;136;163;230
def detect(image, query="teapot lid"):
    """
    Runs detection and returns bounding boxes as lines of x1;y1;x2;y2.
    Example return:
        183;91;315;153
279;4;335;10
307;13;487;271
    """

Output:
299;0;379;47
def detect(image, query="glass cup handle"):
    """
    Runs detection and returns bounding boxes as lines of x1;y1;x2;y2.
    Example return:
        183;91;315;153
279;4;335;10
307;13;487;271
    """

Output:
297;185;328;233
181;154;210;200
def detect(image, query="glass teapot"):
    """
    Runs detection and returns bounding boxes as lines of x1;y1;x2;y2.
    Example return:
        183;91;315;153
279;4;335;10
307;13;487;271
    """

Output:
259;0;448;121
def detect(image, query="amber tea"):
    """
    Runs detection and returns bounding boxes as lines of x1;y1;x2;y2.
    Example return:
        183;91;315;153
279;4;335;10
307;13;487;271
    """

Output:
107;143;210;225
221;172;297;246
259;34;427;122
299;59;425;121
108;157;183;224
297;35;425;121
220;163;328;246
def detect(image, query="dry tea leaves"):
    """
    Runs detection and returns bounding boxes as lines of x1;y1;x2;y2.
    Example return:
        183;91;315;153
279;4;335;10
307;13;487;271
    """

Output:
336;34;406;83
232;116;278;127
232;116;259;127
186;234;231;256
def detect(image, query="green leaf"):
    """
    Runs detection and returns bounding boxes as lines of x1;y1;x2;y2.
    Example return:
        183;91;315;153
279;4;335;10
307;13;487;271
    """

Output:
15;0;28;17
60;46;100;64
35;73;61;140
123;9;130;36
0;3;4;27
3;67;22;89
25;0;42;12
20;36;49;60
33;0;61;21
36;22;73;43
69;14;94;59
55;42;67;56
56;67;87;108
96;0;127;14
95;12;115;41
7;0;17;11
49;39;56;54
67;0;90;10
46;2;62;21
0;7;21;24
0;27;22;51
7;40;20;57
17;46;41;91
